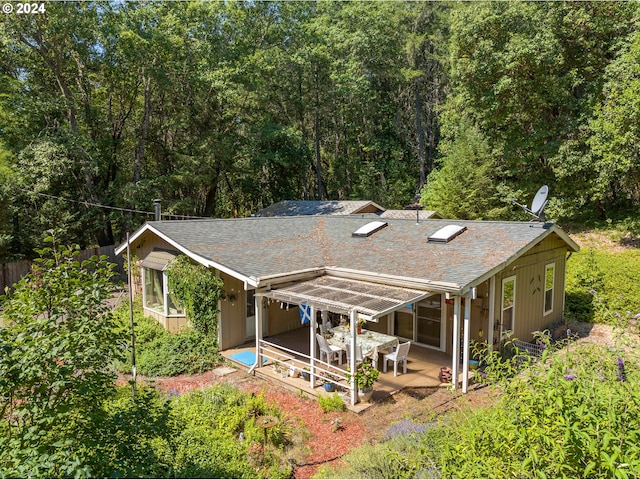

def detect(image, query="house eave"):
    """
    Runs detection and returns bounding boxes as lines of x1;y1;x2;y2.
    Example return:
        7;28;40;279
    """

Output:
116;223;258;287
458;223;580;296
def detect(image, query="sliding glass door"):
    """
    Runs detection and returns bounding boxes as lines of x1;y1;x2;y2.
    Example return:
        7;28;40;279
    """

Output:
394;293;445;350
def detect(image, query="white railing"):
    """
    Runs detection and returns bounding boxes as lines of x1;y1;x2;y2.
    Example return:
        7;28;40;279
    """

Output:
256;338;351;393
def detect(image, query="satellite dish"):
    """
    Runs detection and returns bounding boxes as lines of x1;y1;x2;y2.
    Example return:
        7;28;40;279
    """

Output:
510;185;549;222
530;185;548;215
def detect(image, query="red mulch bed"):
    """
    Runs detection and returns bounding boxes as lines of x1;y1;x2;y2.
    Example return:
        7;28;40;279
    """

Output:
122;370;368;478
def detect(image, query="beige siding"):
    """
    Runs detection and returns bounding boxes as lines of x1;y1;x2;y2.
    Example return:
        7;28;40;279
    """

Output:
267;301;301;335
494;237;568;342
356;204;383;214
366;314;392;334
144;308;188;333
131;232;176;262
444;281;490;355
469;281;491;345
219;274;246;350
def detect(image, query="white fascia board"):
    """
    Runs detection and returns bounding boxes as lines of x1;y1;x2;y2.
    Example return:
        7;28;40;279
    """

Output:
460;223;579;296
117;223;258;287
115;224;149;255
352;201;385;214
325;266;461;293
371;290;434;320
255;268;326;285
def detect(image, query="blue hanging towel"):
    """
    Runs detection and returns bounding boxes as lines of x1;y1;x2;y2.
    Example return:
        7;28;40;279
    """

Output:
299;303;311;324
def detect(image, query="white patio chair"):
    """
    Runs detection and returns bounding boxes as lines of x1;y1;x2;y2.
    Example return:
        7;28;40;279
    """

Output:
344;343;364;364
316;333;344;365
382;341;411;376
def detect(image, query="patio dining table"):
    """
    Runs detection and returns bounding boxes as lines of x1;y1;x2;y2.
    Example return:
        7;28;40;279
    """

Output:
327;325;399;369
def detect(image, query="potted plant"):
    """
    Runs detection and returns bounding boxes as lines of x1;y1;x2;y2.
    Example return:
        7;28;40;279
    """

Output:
321;372;338;392
346;360;379;403
301;367;310;381
357;317;367;334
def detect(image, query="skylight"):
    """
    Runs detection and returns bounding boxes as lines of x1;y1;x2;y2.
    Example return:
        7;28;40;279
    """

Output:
428;225;467;243
352;221;388;237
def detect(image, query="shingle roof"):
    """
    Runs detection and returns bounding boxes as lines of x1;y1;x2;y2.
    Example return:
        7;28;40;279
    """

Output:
253;200;384;217
379;209;441;220
126;216;578;293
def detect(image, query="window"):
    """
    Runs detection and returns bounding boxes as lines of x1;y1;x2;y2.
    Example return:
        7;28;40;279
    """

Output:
246;290;256;319
143;267;184;316
144;267;165;313
501;276;516;337
428;225;467;243
544;263;555;315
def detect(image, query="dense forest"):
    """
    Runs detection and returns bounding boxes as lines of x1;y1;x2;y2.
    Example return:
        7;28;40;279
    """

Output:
1;1;639;260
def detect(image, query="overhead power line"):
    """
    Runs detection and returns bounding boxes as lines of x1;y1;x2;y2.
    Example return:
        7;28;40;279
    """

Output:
17;188;206;220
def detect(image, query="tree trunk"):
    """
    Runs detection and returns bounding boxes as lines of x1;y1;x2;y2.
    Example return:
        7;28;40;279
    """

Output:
203;166;221;217
415;78;426;189
134;70;151;185
314;64;323;200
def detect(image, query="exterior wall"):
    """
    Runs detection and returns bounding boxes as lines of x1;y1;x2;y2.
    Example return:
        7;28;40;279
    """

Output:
144;308;189;333
267;301;301;335
365;314;392;334
129;233;177;300
131;232;175;273
445;284;489;357
219;273;246;350
492;234;568;343
469;281;491;346
355;204;383;214
134;234;189;330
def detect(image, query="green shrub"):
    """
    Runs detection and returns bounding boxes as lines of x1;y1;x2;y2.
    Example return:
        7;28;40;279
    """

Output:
437;340;640;478
316;425;441;479
137;328;221;376
565;248;640;323
317;392;346;413
169;385;292;478
166;255;224;338
81;386;174;478
327;334;640;479
111;301;221;377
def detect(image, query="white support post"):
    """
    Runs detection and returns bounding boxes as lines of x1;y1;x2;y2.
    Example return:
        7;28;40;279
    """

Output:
462;294;471;393
255;295;263;368
488;276;496;348
349;310;358;406
452;296;461;390
309;306;317;389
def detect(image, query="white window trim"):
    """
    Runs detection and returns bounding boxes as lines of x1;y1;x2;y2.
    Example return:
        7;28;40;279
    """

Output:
142;267;184;318
543;263;555;316
501;275;516;339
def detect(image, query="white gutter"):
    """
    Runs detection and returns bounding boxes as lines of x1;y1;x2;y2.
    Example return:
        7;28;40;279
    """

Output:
324;266;461;293
371;291;433;320
116;224;258;287
459;223;580;296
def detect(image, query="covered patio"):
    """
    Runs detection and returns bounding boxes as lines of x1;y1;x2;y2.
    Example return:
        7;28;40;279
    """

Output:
244;275;474;407
223;326;462;412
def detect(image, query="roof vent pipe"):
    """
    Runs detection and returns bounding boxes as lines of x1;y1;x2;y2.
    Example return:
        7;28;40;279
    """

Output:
154;199;162;221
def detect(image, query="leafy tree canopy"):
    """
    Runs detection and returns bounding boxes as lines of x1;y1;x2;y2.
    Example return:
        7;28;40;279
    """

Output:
0;231;126;477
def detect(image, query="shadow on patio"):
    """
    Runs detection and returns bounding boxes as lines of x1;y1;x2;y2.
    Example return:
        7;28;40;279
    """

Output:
222;326;459;412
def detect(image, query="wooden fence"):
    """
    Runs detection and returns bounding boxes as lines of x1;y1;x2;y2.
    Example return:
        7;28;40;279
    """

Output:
0;245;126;293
